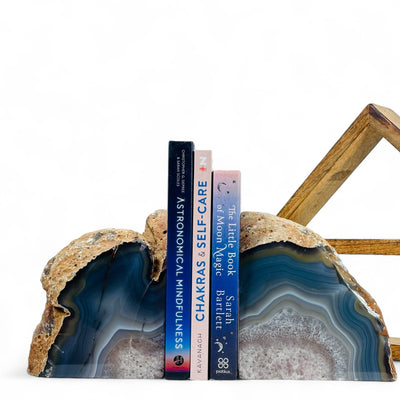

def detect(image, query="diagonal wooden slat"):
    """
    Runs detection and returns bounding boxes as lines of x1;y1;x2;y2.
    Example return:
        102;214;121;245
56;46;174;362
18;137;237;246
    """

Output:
278;104;400;360
369;104;400;152
278;104;393;225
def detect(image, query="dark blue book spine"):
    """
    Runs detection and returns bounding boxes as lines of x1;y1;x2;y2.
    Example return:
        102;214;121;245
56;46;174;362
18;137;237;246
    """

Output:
165;141;194;380
209;171;241;380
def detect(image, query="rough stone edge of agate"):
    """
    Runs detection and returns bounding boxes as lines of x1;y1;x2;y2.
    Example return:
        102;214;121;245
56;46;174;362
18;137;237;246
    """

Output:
28;210;396;380
27;210;167;376
241;211;396;381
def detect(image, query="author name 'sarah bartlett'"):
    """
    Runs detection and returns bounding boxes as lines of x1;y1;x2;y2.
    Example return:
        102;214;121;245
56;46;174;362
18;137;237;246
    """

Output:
209;170;240;380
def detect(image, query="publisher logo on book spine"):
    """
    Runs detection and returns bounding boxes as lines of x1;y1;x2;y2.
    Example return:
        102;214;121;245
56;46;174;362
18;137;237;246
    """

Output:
174;355;184;366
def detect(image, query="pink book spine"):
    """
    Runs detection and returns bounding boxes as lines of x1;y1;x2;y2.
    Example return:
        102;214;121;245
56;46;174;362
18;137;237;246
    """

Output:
190;150;212;380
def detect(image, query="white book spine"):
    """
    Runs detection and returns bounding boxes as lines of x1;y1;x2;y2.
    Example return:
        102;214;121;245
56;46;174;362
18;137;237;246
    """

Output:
190;150;212;380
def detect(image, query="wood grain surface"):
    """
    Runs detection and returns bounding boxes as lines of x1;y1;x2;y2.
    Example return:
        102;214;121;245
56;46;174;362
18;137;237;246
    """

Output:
327;239;400;255
278;104;400;225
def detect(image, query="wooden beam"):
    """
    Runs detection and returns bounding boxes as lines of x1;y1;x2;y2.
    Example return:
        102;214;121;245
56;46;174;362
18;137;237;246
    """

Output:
389;337;400;361
278;104;400;226
369;104;400;152
326;239;400;255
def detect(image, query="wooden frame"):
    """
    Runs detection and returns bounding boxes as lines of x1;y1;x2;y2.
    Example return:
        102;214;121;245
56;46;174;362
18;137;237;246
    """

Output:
278;104;400;359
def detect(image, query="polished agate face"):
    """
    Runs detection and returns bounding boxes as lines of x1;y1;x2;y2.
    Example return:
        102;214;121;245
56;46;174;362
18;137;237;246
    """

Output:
239;242;394;381
41;242;165;378
29;212;396;381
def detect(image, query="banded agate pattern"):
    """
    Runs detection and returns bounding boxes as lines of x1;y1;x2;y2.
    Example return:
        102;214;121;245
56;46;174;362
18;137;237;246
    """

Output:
239;242;394;381
41;241;165;378
28;210;396;380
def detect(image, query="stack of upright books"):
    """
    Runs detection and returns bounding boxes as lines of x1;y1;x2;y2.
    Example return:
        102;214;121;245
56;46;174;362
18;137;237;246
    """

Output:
165;141;241;380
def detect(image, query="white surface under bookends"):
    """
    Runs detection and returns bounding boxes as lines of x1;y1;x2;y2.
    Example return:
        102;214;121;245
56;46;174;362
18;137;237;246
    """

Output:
28;210;396;381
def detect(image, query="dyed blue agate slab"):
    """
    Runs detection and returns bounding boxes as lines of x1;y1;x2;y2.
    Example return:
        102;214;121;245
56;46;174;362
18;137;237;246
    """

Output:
28;218;168;378
28;211;396;380
239;242;394;381
41;241;165;378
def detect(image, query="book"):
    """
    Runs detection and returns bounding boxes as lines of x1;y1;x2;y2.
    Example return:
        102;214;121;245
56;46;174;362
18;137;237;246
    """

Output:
165;141;195;380
209;170;241;380
190;150;212;380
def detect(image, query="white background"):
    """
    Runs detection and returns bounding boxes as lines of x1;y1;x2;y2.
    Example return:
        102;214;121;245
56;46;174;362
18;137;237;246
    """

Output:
1;1;400;399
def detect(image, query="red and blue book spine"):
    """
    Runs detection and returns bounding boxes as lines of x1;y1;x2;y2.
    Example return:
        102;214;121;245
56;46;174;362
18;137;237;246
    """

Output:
209;170;241;380
165;141;194;380
190;150;212;380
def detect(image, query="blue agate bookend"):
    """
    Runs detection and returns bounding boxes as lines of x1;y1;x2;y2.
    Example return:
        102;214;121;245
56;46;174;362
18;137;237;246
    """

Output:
28;210;396;380
28;211;167;378
239;212;396;381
